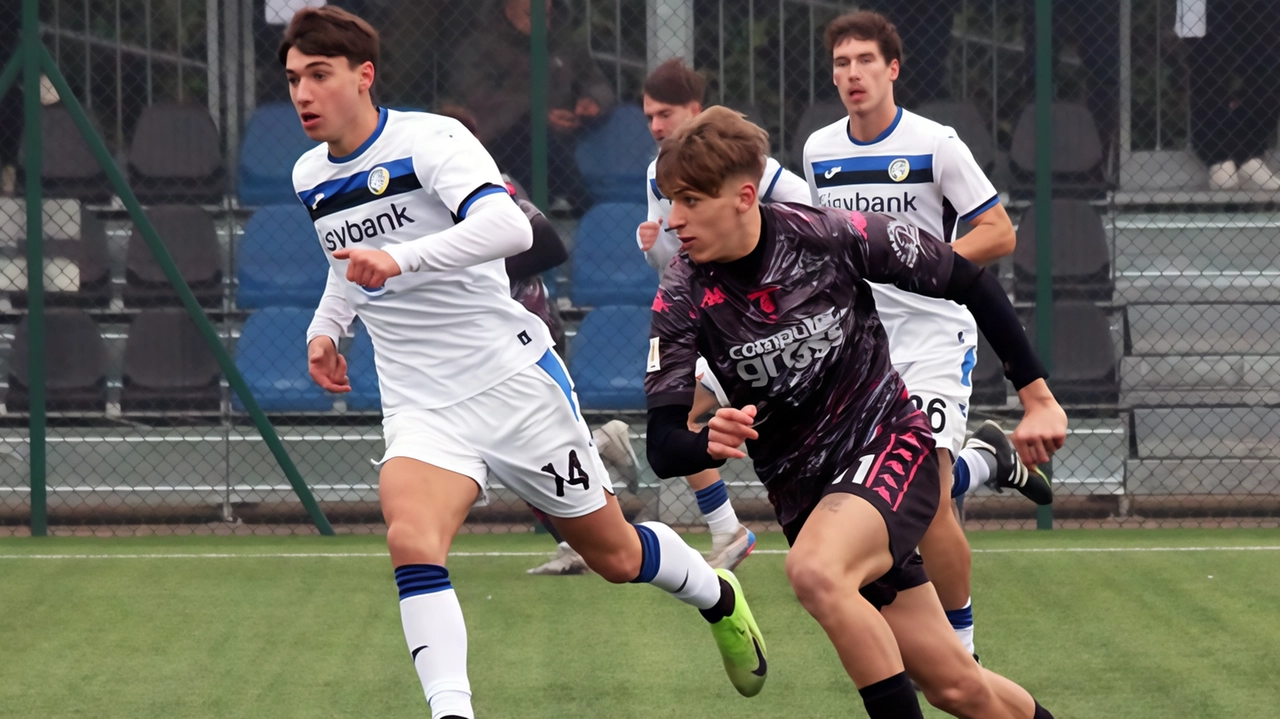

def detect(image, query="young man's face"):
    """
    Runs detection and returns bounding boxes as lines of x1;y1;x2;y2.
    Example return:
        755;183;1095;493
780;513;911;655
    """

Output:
664;175;758;264
285;47;373;143
643;96;702;143
831;37;898;117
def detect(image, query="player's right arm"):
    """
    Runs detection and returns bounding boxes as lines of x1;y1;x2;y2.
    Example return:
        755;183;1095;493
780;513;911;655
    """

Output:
643;268;730;478
305;267;356;393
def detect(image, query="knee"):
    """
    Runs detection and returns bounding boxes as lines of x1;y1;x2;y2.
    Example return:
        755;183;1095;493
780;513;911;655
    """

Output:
386;520;451;566
921;668;991;716
583;547;641;584
785;552;842;616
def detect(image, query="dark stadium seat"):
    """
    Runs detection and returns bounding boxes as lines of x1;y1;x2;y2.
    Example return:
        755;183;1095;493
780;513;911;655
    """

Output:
6;308;107;412
18;105;112;202
971;332;1007;407
127;103;226;204
570;202;654;307
238;102;318;206
121;310;223;412
1010;102;1113;198
345;323;381;412
569;305;651;411
233;307;334;412
915;101;995;174
575;104;654;204
9;211;111;308
236;204;329;309
1013;200;1112;302
124;205;223;308
788;100;847;171
1024;302;1119;405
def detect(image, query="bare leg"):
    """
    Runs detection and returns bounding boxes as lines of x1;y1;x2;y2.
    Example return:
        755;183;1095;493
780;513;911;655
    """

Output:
918;450;973;610
883;582;1037;718
380;458;479;566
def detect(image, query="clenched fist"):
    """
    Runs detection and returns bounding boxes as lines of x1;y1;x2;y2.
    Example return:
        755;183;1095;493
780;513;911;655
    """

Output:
638;220;662;252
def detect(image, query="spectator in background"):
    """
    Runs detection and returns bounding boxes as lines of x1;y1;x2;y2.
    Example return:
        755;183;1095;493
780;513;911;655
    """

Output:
449;0;615;215
1182;0;1280;190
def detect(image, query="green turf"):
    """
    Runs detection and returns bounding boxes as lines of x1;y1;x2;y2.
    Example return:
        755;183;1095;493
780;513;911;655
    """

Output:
2;529;1278;718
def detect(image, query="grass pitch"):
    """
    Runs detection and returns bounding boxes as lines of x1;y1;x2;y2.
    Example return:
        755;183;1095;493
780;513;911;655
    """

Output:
2;528;1278;718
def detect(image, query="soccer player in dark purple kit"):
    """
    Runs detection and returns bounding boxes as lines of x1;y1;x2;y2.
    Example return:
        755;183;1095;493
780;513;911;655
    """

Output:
644;106;1064;718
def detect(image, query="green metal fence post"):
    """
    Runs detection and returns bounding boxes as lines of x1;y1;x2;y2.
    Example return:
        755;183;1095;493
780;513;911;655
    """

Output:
1033;0;1054;530
530;0;549;211
22;0;45;537
37;44;335;536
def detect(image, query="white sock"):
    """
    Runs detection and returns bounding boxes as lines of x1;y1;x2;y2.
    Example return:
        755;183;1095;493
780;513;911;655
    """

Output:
945;599;976;656
693;479;741;538
958;447;994;489
395;565;474;719
632;521;723;609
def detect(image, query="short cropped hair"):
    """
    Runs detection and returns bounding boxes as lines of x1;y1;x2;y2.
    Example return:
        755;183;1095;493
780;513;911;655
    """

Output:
655;106;768;198
277;6;380;71
643;58;707;106
823;10;902;67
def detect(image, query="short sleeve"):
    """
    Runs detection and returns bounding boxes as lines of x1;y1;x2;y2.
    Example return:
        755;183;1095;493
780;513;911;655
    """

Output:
832;209;955;299
645;264;701;409
412;118;508;220
935;129;1000;222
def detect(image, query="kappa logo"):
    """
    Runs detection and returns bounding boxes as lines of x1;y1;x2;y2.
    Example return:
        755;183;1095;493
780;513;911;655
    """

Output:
888;158;911;182
367;166;391;196
823;165;842;180
701;287;726;308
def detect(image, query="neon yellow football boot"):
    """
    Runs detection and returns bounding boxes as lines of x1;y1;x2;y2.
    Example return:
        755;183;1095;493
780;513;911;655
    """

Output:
707;568;768;697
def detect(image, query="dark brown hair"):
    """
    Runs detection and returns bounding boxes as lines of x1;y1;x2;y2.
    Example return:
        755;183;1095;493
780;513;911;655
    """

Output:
643;58;707;106
655;106;768;198
277;6;380;71
823;10;902;67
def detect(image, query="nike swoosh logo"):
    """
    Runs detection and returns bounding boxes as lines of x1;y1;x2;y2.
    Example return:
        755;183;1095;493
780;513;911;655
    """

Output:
675;570;689;593
411;645;429;662
823;166;841;179
750;636;767;677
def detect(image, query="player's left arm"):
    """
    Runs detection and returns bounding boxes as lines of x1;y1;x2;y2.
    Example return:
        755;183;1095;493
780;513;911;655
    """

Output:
338;123;533;286
937;132;1015;265
760;160;812;205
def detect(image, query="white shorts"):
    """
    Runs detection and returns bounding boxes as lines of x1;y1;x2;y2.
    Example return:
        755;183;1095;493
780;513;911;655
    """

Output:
695;356;729;408
893;343;977;457
378;350;614;518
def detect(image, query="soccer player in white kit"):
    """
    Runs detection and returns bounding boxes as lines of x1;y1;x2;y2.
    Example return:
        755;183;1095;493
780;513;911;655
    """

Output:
802;10;1052;658
637;59;812;570
280;8;769;717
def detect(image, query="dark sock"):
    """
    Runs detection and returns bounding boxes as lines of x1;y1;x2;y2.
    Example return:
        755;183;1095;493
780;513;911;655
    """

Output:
698;577;736;623
859;671;925;719
1033;701;1055;719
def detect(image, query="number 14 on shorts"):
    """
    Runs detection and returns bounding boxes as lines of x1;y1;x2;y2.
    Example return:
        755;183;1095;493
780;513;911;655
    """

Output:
541;450;591;497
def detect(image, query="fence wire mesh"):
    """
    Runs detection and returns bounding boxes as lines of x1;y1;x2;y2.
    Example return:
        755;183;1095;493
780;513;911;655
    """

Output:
3;0;1280;537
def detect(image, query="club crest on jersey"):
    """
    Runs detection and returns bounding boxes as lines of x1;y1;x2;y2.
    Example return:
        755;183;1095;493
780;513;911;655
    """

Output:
367;166;391;196
887;220;921;267
888;158;911;182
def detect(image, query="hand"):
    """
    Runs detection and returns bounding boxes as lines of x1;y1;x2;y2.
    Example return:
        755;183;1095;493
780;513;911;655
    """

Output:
307;337;351;393
706;405;758;460
333;247;401;289
638;220;662;251
548;108;580;131
575;96;601;119
1012;379;1067;466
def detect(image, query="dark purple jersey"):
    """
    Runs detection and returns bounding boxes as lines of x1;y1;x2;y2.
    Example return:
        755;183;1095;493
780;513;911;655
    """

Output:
645;202;955;525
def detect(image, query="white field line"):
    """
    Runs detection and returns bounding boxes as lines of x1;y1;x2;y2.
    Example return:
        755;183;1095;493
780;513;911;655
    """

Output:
1;546;1279;560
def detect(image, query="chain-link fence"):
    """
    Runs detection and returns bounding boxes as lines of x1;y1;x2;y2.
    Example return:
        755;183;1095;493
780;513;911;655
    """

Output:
3;0;1279;537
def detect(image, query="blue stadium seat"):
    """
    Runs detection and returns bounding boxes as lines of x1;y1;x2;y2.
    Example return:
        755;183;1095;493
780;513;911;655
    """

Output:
238;102;318;206
575;104;654;204
233;307;334;412
569;305;651;411
345;323;382;412
570;202;655;307
237;205;329;309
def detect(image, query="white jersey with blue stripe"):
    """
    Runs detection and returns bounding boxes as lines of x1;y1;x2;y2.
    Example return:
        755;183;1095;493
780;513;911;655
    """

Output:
641;155;811;277
803;107;999;362
293;108;552;413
